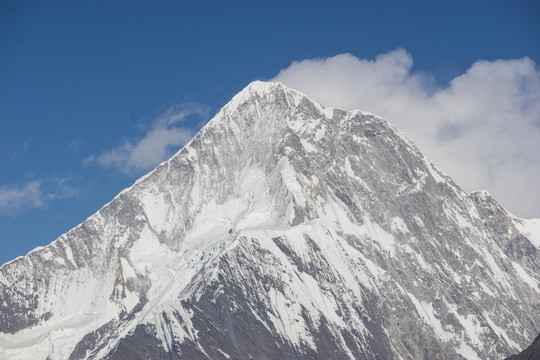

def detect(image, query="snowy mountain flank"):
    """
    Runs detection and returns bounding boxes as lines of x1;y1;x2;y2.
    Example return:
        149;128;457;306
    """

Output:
1;81;539;359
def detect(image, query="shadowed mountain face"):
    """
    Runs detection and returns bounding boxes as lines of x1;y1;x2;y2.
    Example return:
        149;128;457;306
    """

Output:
1;82;539;360
506;333;540;360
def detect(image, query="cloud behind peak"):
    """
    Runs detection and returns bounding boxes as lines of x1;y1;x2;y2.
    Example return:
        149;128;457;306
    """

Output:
272;50;540;218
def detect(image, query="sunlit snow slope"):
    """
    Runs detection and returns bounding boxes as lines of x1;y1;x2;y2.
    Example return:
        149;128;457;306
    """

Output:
1;82;539;360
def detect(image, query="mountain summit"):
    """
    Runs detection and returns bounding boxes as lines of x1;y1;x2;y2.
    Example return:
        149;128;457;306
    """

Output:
1;81;539;359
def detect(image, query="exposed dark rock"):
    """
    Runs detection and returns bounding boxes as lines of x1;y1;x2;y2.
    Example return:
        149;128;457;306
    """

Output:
506;332;540;360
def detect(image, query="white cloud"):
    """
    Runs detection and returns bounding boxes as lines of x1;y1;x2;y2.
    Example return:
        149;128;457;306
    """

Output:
67;137;84;151
0;181;44;216
272;49;540;218
86;103;209;174
4;141;30;162
0;178;79;216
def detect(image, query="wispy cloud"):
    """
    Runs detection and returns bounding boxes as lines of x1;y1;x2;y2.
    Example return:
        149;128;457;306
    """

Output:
0;181;44;216
67;137;84;152
0;177;80;216
85;103;209;174
3;141;30;162
272;49;540;218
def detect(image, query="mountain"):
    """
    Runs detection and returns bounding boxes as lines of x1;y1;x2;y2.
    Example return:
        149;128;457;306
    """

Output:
506;332;540;360
1;81;539;359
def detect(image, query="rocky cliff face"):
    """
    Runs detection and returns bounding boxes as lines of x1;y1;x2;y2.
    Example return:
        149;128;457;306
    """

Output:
1;82;539;359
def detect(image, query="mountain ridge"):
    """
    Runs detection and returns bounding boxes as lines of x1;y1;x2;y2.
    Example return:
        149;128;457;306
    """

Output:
1;81;539;359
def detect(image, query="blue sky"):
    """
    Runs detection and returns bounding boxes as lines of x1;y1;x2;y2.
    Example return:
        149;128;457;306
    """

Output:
1;0;539;265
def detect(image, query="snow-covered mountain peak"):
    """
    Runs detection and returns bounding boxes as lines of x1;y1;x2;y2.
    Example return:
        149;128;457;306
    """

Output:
1;81;540;360
227;80;300;105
